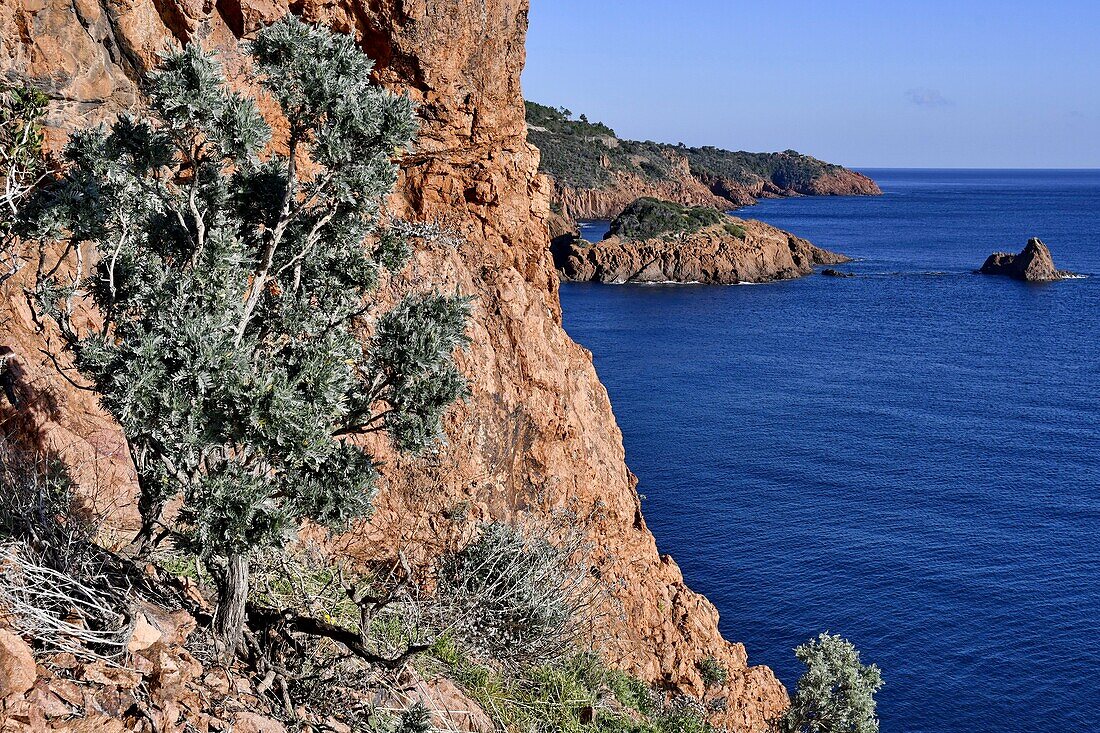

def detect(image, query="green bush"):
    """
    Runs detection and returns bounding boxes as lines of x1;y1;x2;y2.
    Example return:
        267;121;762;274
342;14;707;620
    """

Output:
24;17;470;656
607;198;725;241
774;633;883;733
723;223;747;239
696;657;729;688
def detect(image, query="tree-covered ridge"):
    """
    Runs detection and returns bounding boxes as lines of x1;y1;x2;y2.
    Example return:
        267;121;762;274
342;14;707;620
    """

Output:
525;100;867;199
525;101;679;190
681;146;846;190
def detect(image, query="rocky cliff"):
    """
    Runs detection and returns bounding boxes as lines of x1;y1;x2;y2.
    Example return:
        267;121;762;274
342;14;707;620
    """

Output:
556;218;849;285
526;102;881;221
0;2;786;731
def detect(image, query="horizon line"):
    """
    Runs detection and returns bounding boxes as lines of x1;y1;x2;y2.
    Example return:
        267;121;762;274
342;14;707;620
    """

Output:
853;166;1100;172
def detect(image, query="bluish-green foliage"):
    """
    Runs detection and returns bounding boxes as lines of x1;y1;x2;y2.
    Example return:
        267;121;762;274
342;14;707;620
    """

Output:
775;633;884;733
396;702;433;733
24;17;469;643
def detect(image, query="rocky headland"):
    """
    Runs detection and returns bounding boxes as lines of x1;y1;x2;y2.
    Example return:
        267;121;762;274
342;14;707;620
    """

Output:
554;198;849;285
979;238;1078;282
527;102;882;221
0;1;787;732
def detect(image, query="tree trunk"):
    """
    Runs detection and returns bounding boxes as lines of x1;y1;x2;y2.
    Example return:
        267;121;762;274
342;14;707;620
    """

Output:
126;499;164;559
213;553;249;661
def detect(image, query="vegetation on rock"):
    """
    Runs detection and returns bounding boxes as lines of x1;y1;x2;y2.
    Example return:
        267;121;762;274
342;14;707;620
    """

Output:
525;101;661;189
525;101;875;210
21;17;470;657
428;642;719;733
435;521;600;670
607;197;726;241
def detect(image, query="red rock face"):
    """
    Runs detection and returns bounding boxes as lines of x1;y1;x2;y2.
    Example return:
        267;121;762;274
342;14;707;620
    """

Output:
558;219;850;285
0;2;788;729
552;158;883;221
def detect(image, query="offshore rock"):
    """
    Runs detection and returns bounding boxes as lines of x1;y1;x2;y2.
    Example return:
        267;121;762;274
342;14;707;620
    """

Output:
557;219;849;285
979;238;1076;282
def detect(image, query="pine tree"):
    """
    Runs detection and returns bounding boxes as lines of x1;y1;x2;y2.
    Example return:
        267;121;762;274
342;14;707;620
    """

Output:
775;633;884;733
25;17;470;657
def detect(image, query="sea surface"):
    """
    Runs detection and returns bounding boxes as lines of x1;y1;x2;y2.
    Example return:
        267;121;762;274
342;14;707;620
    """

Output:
561;170;1100;733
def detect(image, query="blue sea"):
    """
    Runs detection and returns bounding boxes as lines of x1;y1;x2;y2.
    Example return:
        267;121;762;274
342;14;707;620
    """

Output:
561;170;1100;733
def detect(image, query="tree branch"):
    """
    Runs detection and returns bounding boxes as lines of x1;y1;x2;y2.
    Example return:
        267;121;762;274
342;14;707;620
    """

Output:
246;604;431;669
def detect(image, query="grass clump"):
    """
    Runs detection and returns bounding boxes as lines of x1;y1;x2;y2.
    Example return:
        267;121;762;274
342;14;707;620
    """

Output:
607;198;725;241
723;222;747;239
425;637;715;733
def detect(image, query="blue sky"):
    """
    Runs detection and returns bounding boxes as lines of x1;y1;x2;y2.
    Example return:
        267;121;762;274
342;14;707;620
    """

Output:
522;1;1100;168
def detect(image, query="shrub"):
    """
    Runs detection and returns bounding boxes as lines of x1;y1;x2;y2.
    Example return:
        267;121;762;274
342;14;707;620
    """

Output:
697;656;728;688
0;440;131;663
397;702;433;733
24;17;470;657
723;222;747;239
774;633;883;733
435;522;597;669
430;646;710;733
607;198;724;241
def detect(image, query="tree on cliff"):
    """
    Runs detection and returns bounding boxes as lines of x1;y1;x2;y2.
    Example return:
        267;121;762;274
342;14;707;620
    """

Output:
774;633;883;733
24;17;470;658
1;85;48;284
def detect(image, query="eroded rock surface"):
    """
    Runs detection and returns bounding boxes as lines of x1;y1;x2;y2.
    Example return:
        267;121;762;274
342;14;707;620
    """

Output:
1;1;788;730
557;219;849;285
979;238;1076;282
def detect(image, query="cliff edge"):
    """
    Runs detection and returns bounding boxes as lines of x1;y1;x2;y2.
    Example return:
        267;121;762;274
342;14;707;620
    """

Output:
0;2;786;731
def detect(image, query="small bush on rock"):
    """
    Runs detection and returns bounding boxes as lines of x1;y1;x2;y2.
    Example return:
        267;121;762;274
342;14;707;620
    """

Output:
435;522;597;669
0;85;48;283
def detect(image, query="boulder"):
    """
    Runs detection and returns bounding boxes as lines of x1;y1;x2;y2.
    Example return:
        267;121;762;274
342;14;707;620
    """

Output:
0;629;36;698
231;711;287;733
821;268;855;278
979;238;1075;282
